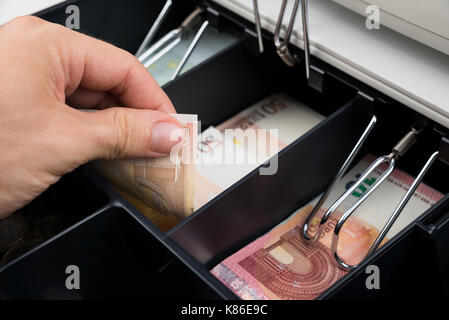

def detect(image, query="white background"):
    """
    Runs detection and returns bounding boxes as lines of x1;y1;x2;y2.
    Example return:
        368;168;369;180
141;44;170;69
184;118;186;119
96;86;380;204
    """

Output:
0;0;64;25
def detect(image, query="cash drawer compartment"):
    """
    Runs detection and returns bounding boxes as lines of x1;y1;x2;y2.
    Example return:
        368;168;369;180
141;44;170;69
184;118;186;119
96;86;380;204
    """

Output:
0;205;234;299
1;0;449;300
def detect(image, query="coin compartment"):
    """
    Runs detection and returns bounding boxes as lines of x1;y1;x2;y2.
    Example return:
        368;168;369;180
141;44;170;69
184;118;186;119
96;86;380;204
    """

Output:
0;170;109;267
1;0;449;300
0;204;236;299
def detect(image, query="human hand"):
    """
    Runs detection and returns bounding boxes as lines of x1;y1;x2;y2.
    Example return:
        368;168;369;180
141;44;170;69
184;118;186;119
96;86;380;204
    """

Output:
0;16;183;218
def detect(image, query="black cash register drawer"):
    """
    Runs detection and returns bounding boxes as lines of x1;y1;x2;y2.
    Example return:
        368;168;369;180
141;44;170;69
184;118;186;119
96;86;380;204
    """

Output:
1;0;448;300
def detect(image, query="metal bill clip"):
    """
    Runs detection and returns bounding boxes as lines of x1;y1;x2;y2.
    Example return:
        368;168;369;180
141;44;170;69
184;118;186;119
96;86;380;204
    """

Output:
135;0;173;57
333;135;449;270
302;114;378;243
253;0;264;53
303;123;436;270
274;0;310;78
137;8;209;80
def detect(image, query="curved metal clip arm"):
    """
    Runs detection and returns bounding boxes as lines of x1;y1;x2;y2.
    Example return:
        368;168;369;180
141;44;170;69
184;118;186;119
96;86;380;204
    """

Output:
139;29;182;67
329;127;424;270
274;0;300;66
135;0;173;57
253;0;264;53
138;8;205;69
333;150;439;270
274;0;310;78
302;115;377;242
301;0;310;79
171;20;209;80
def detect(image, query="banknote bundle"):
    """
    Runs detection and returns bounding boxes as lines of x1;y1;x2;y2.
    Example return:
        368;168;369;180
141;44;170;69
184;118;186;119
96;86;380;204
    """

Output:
93;114;197;221
211;154;443;300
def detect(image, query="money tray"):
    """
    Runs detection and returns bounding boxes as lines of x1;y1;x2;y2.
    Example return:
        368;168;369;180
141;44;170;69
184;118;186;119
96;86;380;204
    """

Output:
1;0;449;299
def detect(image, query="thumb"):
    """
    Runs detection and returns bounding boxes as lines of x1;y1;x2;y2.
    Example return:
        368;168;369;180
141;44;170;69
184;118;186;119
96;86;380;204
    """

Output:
80;107;184;160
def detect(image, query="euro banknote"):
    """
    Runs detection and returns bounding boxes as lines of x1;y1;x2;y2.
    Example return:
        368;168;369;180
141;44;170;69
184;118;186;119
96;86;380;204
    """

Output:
95;93;325;227
211;154;443;300
216;93;325;157
93;114;197;220
196;93;325;193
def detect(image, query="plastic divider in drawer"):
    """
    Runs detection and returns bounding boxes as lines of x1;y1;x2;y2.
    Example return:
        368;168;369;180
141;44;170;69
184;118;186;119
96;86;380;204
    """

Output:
169;98;369;267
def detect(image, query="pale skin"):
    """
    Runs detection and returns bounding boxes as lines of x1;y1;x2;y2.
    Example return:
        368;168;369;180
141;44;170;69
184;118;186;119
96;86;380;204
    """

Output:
0;16;184;219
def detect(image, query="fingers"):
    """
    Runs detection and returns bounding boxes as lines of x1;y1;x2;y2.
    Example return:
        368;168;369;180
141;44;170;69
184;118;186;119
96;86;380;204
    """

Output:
66;87;120;109
3;16;175;113
62;28;176;113
76;106;184;161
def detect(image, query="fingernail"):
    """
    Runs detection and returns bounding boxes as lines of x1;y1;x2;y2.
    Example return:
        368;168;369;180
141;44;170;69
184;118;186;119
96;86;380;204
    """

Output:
151;122;184;154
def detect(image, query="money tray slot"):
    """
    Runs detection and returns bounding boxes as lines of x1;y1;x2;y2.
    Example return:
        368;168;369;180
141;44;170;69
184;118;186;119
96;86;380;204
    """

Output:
0;206;234;299
0;169;109;267
320;194;449;299
169;100;366;266
169;99;449;269
169;99;449;299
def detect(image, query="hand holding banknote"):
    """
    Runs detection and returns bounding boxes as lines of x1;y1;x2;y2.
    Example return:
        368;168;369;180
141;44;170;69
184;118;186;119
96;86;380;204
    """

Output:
94;114;197;220
0;16;182;218
96;93;326;226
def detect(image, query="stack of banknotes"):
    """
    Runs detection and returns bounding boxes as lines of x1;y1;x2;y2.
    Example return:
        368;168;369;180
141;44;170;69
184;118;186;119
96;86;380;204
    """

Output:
94;93;324;230
211;154;443;299
93;114;198;224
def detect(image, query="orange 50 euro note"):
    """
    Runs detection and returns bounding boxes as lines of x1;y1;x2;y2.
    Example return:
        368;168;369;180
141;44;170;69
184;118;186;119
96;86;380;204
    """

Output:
211;154;443;300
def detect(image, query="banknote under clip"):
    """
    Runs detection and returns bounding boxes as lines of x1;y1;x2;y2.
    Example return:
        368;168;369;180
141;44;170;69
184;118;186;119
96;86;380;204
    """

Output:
303;124;449;270
274;0;310;78
137;7;209;80
332;136;449;270
302;114;378;243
